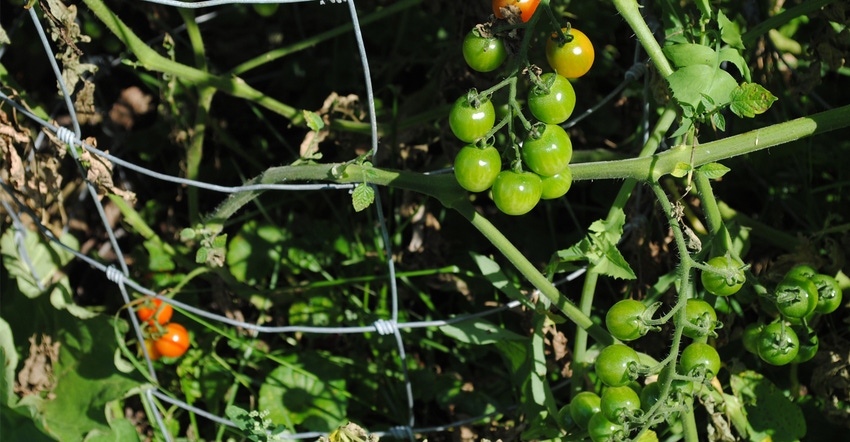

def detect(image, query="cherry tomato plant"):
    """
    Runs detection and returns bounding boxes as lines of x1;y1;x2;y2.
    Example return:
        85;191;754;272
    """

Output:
6;0;849;440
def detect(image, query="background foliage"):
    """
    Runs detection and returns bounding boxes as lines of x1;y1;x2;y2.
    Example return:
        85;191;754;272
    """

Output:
1;0;850;441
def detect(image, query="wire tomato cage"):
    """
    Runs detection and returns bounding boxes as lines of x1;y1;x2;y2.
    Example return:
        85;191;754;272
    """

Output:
0;0;650;440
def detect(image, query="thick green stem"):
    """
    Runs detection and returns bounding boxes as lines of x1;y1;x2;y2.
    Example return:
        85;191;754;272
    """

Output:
570;104;850;181
612;0;674;78
570;271;599;397
693;171;732;253
178;8;214;224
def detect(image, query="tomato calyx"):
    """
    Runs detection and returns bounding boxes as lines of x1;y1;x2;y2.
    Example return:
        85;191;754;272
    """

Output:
550;22;575;47
527;68;557;95
465;89;491;110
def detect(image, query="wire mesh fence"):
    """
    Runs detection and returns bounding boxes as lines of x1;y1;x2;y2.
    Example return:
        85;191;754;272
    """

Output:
0;0;648;440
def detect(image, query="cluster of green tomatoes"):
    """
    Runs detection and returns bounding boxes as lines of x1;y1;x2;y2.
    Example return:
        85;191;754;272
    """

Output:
742;264;842;366
562;256;844;441
449;6;595;215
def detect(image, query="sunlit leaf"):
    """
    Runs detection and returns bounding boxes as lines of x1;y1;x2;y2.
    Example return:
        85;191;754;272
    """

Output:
729;83;778;118
352;183;375;212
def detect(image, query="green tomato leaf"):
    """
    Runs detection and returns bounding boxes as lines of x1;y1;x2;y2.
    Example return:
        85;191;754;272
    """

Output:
555;208;636;280
663;43;717;68
697;163;731;179
729;83;778;118
718;47;750;81
670;117;694;138
303;109;325;132
1;228;77;299
695;0;711;21
351;182;375;212
0;317;17;407
711;111;726;132
470;252;534;309
730;370;806;441
671;162;692;178
718;10;745;50
440;319;526;345
667;64;738;109
258;352;347;433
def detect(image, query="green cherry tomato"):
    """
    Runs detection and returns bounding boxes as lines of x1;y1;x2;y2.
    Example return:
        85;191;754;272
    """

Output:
570;391;602;429
774;275;818;319
491;170;542;215
683;299;718;339
545;28;595;79
588;411;623;442
601;385;641;423
449;94;496;143
605;299;647;342
742;322;764;355
701;256;746;296
596;344;640;387
528;73;577;124
811;273;843;314
640;382;661;412
792;326;819;363
786;264;817;281
679;342;721;381
521;124;572;177
540;169;572;200
453;145;502;192
462;29;507;73
757;322;799;366
557;404;576;431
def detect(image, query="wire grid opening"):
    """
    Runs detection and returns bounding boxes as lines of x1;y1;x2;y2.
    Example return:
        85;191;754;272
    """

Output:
0;1;647;440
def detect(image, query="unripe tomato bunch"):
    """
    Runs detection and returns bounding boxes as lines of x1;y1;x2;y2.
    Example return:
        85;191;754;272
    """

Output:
741;264;843;365
451;2;595;216
135;297;191;360
565;255;845;440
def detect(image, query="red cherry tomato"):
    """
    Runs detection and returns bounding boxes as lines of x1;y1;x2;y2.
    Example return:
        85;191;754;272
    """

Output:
492;0;540;23
137;297;173;326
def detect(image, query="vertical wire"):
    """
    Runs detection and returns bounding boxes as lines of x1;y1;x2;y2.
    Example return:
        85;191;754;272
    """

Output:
346;0;415;431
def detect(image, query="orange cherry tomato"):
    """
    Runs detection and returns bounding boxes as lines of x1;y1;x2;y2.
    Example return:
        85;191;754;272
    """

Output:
545;28;595;79
154;323;190;358
492;0;540;23
136;297;174;326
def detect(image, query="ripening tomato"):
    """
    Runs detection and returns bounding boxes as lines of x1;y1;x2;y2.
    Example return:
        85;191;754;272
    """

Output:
137;297;173;326
492;0;540;23
141;338;162;361
546;28;595;79
154;323;191;358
